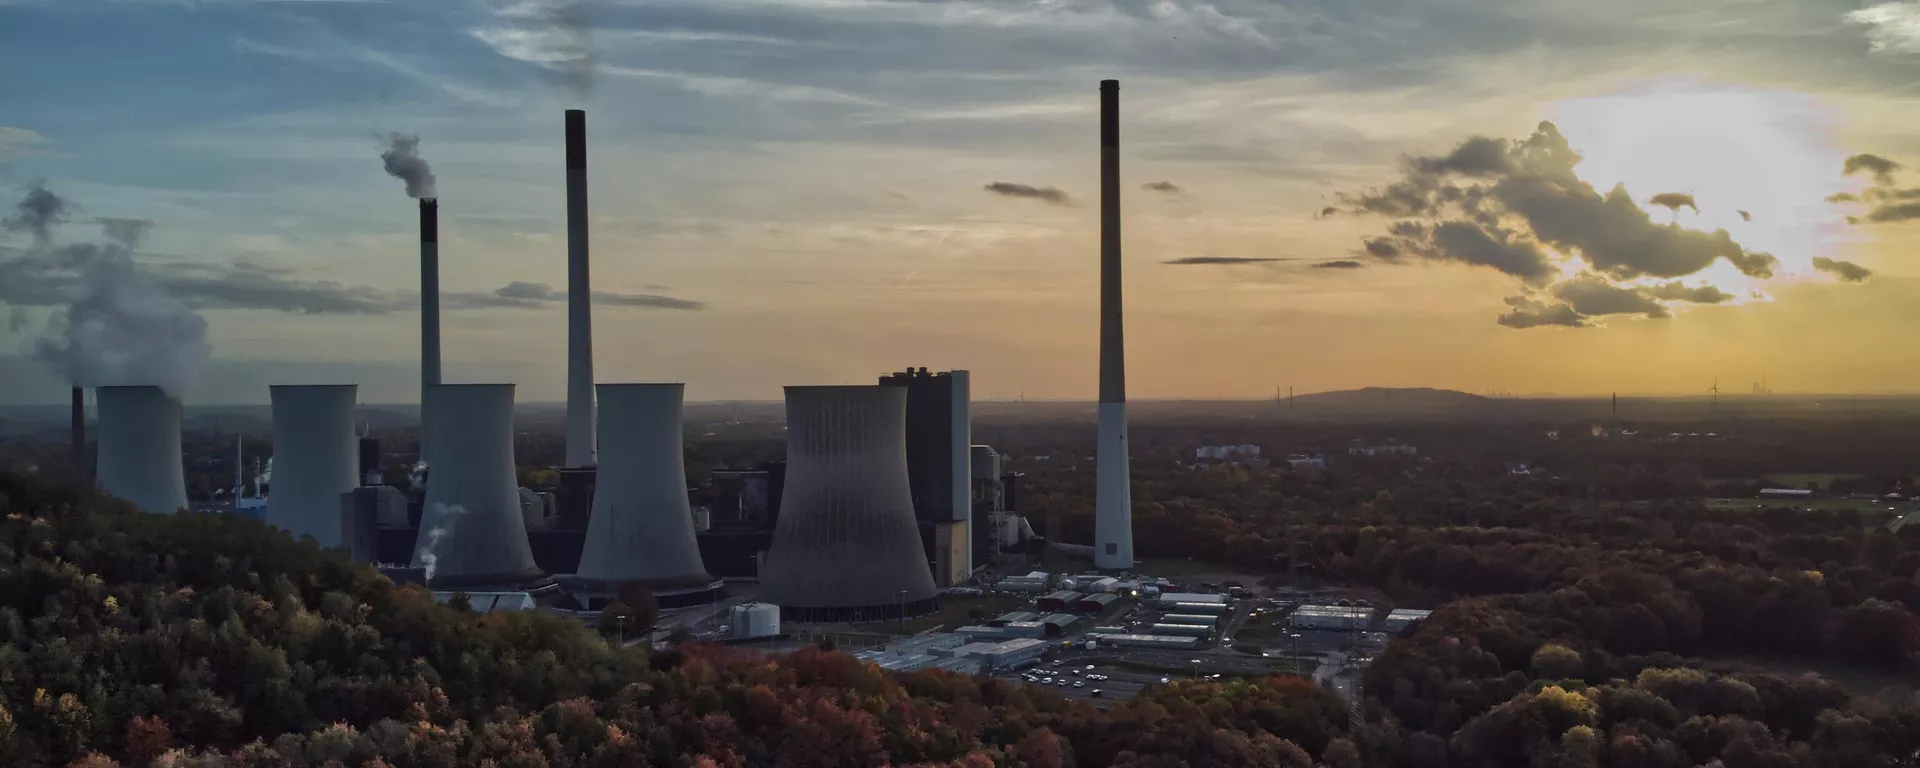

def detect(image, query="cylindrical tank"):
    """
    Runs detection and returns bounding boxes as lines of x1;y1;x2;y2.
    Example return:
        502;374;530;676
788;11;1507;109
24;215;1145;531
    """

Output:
411;384;545;589
758;385;938;622
268;384;358;548
575;383;713;588
729;602;781;639
94;386;188;514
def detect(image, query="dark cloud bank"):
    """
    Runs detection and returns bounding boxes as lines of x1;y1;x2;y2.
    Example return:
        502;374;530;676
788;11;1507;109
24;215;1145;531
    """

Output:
1163;256;1287;265
1838;152;1920;224
984;182;1071;205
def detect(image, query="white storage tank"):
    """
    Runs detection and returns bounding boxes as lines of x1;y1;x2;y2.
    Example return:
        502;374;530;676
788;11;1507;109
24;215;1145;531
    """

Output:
730;602;782;639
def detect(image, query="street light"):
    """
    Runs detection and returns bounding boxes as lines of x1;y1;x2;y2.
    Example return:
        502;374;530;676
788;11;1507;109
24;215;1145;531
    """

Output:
1190;658;1201;679
1290;632;1303;673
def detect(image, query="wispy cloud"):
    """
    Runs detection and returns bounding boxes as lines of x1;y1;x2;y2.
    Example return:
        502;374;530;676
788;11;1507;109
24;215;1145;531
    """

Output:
470;0;597;98
983;182;1071;205
1846;2;1920;55
602;66;879;105
233;29;521;108
0;127;48;160
1163;256;1288;265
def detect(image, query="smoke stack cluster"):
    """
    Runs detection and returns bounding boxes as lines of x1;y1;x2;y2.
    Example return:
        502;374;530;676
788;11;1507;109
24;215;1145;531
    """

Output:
94;385;188;515
565;109;596;467
1093;79;1134;570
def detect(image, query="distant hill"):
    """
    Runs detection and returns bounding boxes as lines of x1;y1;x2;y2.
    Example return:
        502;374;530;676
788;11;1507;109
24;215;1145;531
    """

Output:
1290;387;1492;410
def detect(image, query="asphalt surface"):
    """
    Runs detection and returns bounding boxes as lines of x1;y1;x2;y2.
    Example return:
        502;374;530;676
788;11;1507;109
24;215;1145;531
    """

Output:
997;660;1182;708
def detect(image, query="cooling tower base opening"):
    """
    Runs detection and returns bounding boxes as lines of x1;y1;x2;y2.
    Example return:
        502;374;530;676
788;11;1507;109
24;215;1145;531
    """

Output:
426;570;557;593
773;597;941;625
561;577;727;609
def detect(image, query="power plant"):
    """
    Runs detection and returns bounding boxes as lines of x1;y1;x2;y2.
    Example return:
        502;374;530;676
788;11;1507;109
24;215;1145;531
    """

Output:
411;384;550;591
757;385;940;622
46;83;1129;625
570;383;716;607
94;385;188;515
266;385;358;548
1093;79;1135;570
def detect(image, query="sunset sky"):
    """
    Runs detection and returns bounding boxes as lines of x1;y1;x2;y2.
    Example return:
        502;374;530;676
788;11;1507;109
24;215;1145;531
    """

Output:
4;0;1920;403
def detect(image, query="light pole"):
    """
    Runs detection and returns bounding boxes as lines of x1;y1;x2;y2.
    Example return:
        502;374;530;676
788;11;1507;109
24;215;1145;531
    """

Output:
1190;658;1201;680
899;589;908;632
1290;632;1303;673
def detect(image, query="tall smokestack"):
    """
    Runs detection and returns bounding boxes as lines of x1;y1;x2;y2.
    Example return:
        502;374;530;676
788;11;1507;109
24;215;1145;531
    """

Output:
1093;79;1134;570
420;198;441;462
565;109;596;467
70;386;86;478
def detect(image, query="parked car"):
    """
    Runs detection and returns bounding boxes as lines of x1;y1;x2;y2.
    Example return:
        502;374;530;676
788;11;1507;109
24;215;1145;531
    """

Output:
1073;681;1085;688
1090;689;1104;697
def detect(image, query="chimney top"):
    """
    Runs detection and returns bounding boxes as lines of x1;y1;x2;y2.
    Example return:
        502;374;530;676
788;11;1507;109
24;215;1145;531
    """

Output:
1101;79;1118;90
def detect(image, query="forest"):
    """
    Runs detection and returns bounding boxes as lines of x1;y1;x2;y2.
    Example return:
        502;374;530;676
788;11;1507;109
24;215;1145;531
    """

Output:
10;412;1920;766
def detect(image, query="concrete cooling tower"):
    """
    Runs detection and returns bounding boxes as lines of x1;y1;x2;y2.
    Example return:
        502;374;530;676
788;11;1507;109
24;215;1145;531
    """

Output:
411;384;547;589
267;385;358;548
758;385;939;622
572;384;715;603
94;386;188;515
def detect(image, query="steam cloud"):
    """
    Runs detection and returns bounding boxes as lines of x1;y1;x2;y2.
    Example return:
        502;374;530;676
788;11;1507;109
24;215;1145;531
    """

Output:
448;280;706;310
1813;256;1872;282
984;182;1071;205
1335;121;1783;328
380;133;437;199
416;502;466;583
3;185;210;398
1313;260;1364;269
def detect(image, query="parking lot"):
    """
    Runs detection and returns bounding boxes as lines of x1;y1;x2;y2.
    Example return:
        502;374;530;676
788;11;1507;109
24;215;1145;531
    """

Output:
996;659;1181;707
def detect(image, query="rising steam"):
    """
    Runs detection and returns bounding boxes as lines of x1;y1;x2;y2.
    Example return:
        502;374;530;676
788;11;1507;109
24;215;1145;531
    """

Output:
380;134;437;199
5;184;210;398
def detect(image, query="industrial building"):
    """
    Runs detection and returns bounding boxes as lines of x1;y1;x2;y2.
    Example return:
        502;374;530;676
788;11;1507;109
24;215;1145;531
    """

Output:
95;386;189;515
1038;591;1084;612
1074;593;1122;614
1163;602;1230;616
1385;608;1433;632
1090;633;1201;650
879;368;973;586
971;445;1035;567
1292;605;1375;630
996;571;1051;592
757;386;940;622
1160;613;1220;627
990;611;1040;627
1149;623;1213;638
432;591;537;613
1156;592;1229;606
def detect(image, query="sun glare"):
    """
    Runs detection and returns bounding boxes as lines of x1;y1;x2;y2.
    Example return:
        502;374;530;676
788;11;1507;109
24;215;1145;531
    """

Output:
1548;79;1853;293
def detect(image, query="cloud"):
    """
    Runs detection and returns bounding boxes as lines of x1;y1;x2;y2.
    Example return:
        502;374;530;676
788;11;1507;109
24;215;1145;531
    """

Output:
1844;153;1904;183
1162;256;1288;265
1646;281;1732;304
1142;180;1182;193
1338;122;1778;290
1497;295;1585;329
1813;256;1873;282
447;281;704;310
1648;192;1698;213
1312;260;1364;269
1553;274;1669;319
470;0;597;99
1853;202;1920;223
2;183;71;245
1845;2;1920;55
984;182;1070;205
1738;210;1752;222
0;127;46;160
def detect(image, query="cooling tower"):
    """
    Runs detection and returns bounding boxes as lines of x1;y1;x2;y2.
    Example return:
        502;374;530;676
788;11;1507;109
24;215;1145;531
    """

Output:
1094;79;1135;570
564;109;596;468
411;384;546;589
94;386;188;515
267;385;358;548
574;384;713;589
758;385;938;622
420;198;441;461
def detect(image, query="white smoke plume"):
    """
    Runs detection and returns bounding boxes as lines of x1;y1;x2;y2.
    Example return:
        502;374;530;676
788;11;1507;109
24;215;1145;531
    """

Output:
416;502;467;583
6;185;210;399
380;134;437;199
